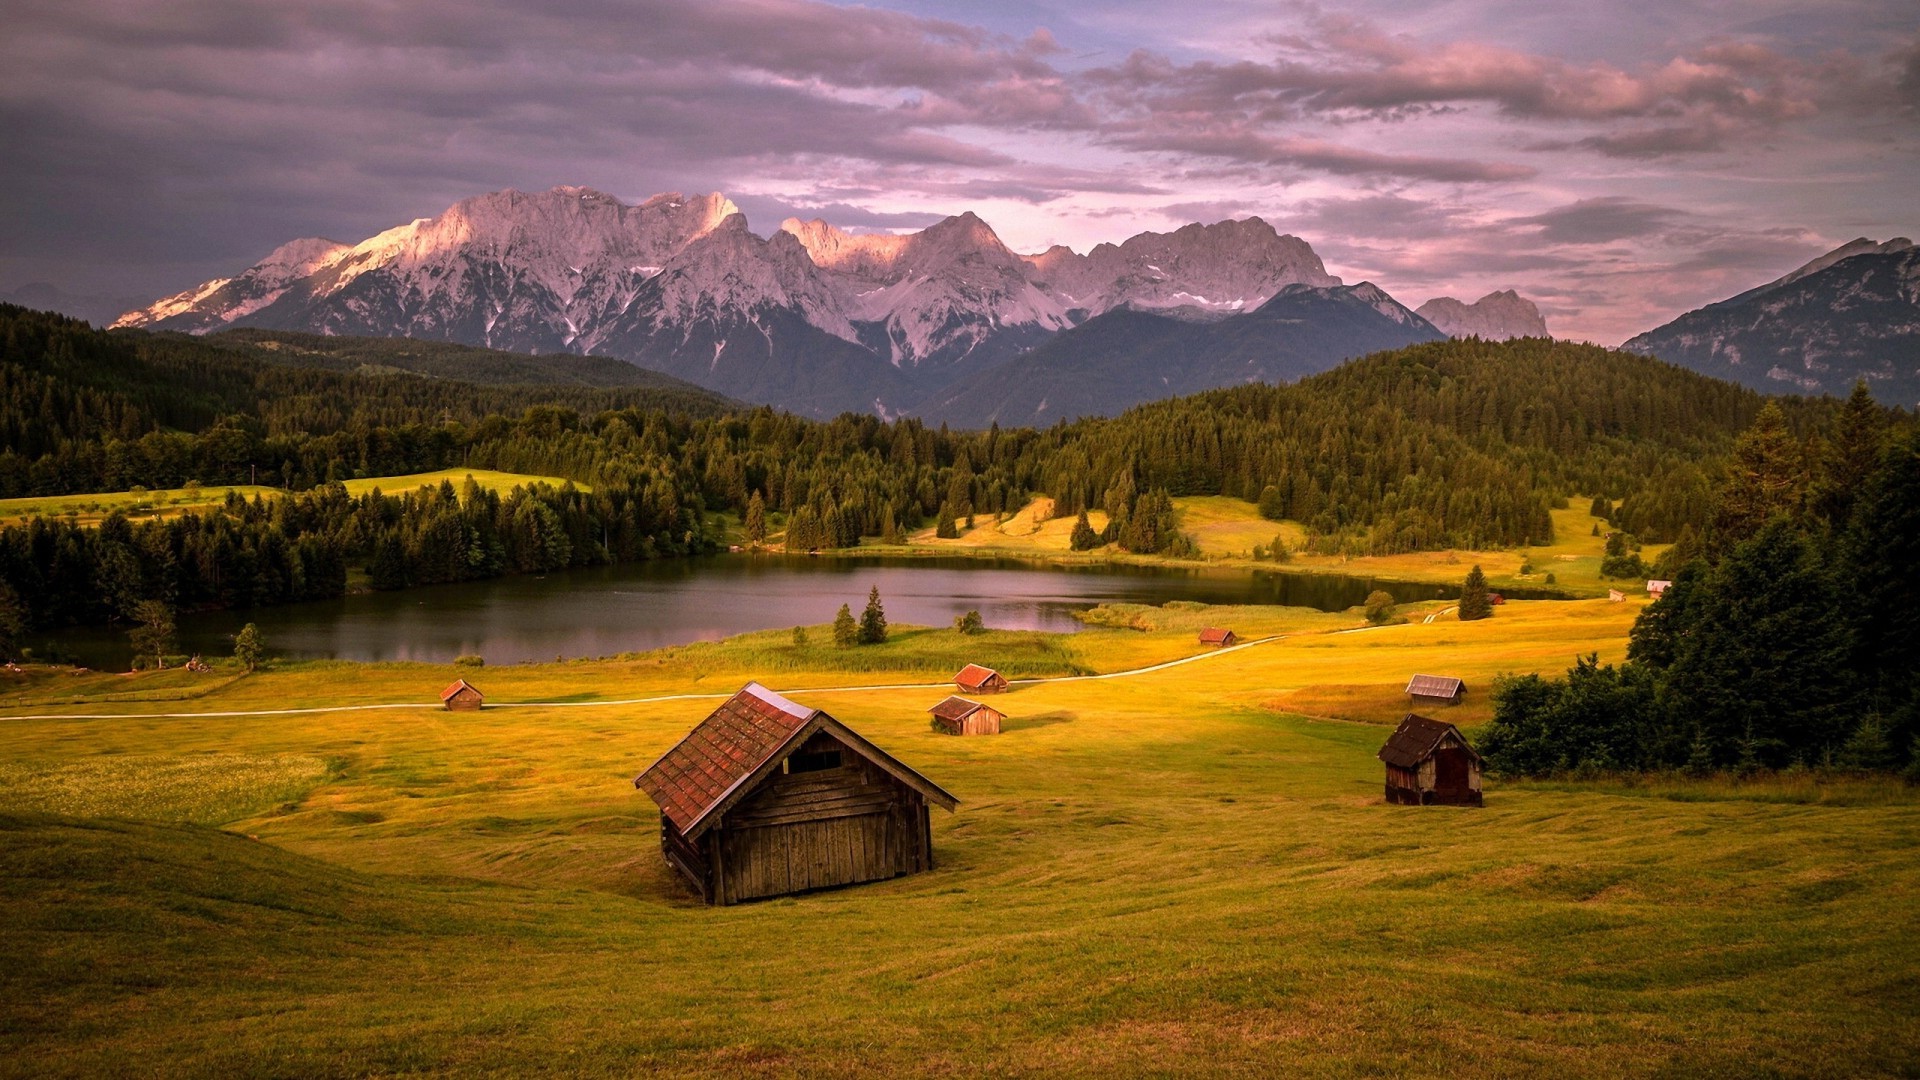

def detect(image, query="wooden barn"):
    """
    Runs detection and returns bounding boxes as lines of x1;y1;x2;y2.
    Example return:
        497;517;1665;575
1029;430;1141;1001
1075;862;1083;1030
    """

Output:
1405;674;1466;707
929;696;1003;736
1378;714;1484;806
634;682;958;905
1199;627;1238;647
440;678;483;711
1608;589;1625;602
1648;579;1672;597
954;663;1009;694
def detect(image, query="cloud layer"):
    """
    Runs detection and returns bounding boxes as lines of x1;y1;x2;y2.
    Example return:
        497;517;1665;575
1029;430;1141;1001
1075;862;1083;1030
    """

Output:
0;0;1914;344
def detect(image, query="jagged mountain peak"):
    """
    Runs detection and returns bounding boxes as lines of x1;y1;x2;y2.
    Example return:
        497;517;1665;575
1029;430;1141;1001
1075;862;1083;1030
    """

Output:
1031;217;1340;316
1416;289;1550;340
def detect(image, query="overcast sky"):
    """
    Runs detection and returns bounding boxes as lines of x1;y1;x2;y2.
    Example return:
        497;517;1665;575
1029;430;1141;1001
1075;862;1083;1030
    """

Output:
2;0;1914;343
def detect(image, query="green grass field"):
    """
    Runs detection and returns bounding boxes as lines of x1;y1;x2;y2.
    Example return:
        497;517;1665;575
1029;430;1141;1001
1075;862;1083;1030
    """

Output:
2;601;1915;1077
881;495;1658;599
0;470;587;528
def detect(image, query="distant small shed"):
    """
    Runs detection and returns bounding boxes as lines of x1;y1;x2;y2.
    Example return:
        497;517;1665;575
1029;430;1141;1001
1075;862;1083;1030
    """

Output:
1608;589;1625;603
1199;627;1238;647
441;678;484;711
634;682;958;905
954;663;1009;694
1378;714;1484;806
1405;674;1465;707
929;696;1004;736
1648;579;1672;597
1489;593;1506;606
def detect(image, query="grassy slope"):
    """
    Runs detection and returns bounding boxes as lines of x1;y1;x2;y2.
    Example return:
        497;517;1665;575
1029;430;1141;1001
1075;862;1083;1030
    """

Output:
3;600;1916;1076
0;470;587;528
889;496;1660;599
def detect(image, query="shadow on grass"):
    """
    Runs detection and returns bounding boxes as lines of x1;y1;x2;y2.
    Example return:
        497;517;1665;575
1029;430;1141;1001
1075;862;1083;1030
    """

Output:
1002;710;1076;732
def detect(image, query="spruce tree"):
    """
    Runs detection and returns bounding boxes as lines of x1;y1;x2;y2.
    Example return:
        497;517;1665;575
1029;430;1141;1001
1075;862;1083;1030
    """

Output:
858;586;888;645
1458;565;1493;621
0;581;24;661
1069;510;1099;550
744;491;766;544
832;604;858;647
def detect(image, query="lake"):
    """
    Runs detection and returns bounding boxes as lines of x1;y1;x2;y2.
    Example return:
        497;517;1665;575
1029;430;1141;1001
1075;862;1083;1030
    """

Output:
45;555;1540;669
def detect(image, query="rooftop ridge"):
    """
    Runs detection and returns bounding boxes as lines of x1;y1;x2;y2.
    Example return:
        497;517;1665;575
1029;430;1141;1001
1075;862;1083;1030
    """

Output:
742;681;813;719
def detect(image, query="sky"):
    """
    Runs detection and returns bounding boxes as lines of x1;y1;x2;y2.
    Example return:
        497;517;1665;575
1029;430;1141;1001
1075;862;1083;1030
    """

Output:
1;0;1915;344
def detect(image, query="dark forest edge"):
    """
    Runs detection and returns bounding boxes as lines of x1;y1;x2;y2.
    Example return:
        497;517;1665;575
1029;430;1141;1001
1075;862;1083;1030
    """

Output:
1481;396;1920;778
0;303;1912;656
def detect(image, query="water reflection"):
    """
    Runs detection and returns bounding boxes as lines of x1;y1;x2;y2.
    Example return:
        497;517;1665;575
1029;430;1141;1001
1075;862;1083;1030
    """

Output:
45;554;1548;668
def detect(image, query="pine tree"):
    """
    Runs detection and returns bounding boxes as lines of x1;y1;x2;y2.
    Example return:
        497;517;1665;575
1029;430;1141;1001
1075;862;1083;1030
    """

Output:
1710;401;1806;555
0;581;25;661
832;604;857;647
858;586;888;645
744;491;766;545
1459;565;1493;621
1069;510;1099;551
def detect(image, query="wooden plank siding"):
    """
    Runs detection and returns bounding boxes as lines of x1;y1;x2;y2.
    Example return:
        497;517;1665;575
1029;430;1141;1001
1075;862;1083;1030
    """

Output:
710;734;930;904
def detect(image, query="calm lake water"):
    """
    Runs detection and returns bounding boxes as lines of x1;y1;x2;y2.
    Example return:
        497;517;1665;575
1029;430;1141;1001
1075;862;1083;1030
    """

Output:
48;555;1547;669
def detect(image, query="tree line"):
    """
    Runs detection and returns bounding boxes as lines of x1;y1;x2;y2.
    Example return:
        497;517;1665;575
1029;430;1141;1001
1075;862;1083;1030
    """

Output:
0;304;1903;647
1481;386;1920;776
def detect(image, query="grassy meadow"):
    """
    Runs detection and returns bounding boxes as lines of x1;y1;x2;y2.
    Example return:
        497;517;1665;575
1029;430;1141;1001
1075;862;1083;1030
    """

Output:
880;495;1655;600
0;469;586;529
3;596;1916;1077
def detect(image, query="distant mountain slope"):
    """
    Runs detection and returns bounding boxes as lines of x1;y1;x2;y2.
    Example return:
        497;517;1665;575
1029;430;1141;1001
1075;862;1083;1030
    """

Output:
206;328;736;395
1415;290;1549;340
917;282;1444;427
1623;239;1920;405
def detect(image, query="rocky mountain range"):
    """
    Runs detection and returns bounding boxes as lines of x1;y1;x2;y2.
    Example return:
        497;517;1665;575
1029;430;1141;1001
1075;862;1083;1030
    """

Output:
1624;238;1920;406
114;186;1441;419
1415;290;1549;340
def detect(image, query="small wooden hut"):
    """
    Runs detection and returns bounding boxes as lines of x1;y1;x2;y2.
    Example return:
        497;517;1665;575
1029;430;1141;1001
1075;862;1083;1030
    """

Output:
954;663;1009;694
634;682;958;905
1405;674;1465;707
1608;589;1625;602
1378;714;1484;806
929;696;1003;736
1647;579;1672;597
1199;627;1238;647
441;678;484;711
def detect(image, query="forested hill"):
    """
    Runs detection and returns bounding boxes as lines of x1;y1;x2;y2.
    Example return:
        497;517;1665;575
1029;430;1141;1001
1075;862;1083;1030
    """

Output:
203;327;727;392
0;304;736;462
2;303;1903;643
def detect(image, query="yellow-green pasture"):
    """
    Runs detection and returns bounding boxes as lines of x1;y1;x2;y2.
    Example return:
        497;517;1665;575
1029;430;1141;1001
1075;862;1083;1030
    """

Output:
335;467;586;498
891;495;1659;599
0;483;282;527
3;601;1916;1077
0;470;586;529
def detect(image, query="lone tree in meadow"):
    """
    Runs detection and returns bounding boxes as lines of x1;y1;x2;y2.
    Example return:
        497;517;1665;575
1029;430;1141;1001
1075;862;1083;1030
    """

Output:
1364;590;1397;625
832;604;858;647
954;609;984;635
1458;565;1493;621
233;623;265;671
128;598;178;669
859;586;889;645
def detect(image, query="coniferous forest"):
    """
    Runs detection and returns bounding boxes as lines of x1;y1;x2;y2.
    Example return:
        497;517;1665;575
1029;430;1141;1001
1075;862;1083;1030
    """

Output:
1482;391;1920;775
0;304;1907;663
